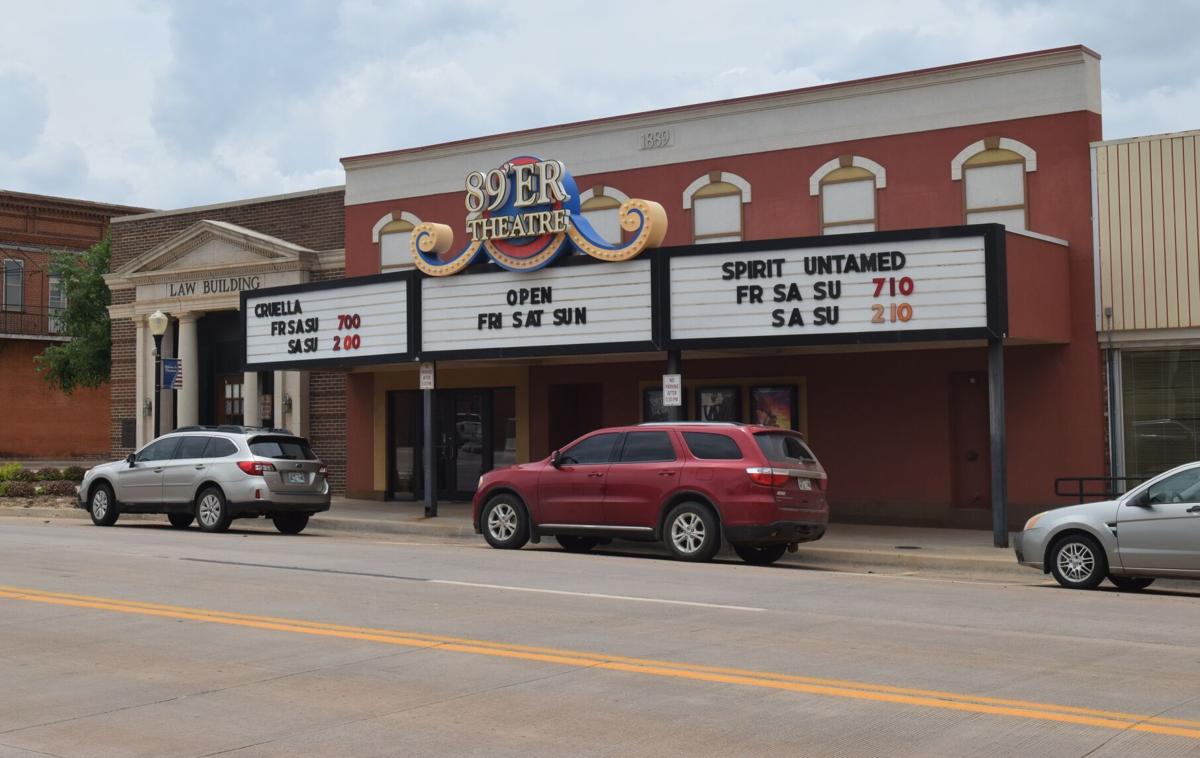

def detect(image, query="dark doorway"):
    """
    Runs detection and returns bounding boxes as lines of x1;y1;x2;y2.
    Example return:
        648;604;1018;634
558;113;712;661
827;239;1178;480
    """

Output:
215;375;244;426
198;310;244;426
387;388;517;502
949;372;991;509
547;383;603;451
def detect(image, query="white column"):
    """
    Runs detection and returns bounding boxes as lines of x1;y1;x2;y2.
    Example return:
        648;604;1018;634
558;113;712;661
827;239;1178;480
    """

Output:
177;312;200;427
293;371;309;437
134;315;147;445
243;370;260;427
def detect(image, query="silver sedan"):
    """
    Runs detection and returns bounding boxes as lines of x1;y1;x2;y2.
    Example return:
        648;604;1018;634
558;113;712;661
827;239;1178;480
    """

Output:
1015;461;1200;590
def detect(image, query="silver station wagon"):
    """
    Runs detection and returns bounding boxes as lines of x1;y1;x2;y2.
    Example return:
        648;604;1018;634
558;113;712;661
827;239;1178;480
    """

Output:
78;426;331;534
1016;461;1200;590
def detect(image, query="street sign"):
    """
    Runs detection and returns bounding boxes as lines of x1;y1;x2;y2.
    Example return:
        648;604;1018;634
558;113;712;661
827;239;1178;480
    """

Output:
419;362;435;390
162;358;183;390
662;373;681;407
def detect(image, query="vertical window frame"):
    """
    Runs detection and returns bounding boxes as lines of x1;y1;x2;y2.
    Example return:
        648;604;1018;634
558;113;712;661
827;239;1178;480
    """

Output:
3;258;24;313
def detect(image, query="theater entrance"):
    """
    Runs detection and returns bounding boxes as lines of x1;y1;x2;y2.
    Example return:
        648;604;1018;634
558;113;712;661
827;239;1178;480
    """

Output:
387;387;517;502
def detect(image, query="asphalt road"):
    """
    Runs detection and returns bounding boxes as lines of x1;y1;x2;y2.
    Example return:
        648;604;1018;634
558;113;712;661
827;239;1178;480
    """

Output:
3;518;1200;757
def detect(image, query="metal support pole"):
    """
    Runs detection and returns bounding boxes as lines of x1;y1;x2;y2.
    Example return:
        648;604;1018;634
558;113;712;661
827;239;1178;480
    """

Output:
423;387;436;518
987;338;1008;548
153;334;163;440
666;349;682;422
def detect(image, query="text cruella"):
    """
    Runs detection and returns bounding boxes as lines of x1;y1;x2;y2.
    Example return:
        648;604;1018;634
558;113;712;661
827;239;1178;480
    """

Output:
477;286;586;330
720;251;912;327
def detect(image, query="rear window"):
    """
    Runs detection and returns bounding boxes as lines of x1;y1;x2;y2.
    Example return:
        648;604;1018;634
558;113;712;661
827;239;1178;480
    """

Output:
755;433;816;463
683;432;743;460
250;436;316;460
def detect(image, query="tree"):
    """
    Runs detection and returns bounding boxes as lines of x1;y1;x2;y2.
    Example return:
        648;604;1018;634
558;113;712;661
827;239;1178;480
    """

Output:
35;236;113;393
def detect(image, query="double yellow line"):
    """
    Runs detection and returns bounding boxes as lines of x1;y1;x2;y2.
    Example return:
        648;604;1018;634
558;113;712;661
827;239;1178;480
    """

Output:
3;583;1198;741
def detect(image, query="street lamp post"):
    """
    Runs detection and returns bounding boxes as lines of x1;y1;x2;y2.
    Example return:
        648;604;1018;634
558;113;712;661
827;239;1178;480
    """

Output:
148;310;170;439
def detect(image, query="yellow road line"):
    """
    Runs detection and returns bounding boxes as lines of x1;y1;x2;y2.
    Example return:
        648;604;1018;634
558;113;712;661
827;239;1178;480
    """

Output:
2;584;1197;740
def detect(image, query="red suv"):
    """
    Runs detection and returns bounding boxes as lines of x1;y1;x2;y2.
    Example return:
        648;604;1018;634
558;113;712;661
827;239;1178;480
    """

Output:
472;422;828;565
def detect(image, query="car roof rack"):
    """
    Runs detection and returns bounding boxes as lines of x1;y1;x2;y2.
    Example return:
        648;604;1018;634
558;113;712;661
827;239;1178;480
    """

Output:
170;425;294;435
637;421;746;427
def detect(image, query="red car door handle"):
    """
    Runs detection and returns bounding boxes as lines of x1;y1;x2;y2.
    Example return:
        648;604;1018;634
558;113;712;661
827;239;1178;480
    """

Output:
587;472;604;478
658;471;676;477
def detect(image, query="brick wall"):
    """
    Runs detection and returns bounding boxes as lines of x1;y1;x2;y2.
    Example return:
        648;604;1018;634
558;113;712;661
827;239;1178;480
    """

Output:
109;189;347;463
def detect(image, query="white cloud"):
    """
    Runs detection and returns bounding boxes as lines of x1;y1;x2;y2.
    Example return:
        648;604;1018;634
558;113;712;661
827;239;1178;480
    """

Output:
0;1;1198;208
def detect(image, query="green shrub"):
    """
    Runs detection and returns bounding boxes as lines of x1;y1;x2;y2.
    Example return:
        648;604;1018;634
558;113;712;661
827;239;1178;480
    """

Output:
0;463;20;482
5;481;35;497
61;466;87;482
36;467;62;481
45;480;78;496
0;482;8;496
11;468;38;483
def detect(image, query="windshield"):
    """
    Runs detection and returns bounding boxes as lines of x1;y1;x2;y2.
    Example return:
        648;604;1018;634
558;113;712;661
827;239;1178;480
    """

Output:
755;432;816;464
249;436;316;460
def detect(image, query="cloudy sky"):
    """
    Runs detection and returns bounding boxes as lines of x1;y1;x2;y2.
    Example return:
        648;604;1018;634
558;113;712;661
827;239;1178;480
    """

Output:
1;1;1196;209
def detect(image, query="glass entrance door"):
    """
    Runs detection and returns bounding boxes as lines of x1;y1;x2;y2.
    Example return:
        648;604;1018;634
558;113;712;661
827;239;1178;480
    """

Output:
387;388;516;502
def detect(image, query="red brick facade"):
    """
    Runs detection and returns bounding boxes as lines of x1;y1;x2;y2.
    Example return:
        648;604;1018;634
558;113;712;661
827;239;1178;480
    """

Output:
0;191;147;458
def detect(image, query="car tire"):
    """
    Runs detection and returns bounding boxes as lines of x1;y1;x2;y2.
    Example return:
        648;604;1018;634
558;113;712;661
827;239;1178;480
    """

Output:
272;513;310;535
1049;534;1107;589
1108;575;1155;591
555;535;599;553
481;495;530;550
195;487;233;533
664;502;720;562
733;543;788;566
88;483;118;527
167;512;194;529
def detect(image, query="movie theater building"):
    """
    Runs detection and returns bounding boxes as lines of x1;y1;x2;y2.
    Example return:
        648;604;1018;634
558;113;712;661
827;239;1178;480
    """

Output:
238;46;1108;537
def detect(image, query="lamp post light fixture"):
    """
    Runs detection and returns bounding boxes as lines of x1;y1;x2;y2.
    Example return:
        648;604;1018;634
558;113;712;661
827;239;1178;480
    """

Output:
148;310;170;439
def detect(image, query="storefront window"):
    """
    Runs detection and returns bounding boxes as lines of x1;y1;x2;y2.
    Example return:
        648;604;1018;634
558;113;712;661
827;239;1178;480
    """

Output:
492;388;517;468
1122;349;1200;478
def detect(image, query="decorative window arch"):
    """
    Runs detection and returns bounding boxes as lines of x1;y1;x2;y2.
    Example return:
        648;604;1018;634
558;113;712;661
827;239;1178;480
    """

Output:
809;155;886;235
951;136;1036;230
578;185;630;245
683;171;751;243
372;210;422;270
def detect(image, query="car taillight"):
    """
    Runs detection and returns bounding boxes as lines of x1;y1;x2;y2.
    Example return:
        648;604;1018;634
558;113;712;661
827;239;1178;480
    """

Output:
237;461;276;476
746;467;790;487
318;464;328;477
816;476;828;492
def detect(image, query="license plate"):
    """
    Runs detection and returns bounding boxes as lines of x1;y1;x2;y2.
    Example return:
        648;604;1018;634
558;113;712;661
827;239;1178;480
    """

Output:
287;472;307;484
797;478;812;491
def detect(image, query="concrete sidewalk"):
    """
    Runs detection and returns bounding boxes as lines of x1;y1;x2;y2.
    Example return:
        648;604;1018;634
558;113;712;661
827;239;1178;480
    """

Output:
0;496;1029;579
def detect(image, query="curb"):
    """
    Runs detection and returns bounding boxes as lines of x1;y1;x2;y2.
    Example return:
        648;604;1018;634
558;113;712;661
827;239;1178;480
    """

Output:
1;507;1029;578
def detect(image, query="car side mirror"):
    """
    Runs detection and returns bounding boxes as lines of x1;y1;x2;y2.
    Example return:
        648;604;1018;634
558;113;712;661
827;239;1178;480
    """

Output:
126;453;136;466
550;450;562;468
1127;490;1151;508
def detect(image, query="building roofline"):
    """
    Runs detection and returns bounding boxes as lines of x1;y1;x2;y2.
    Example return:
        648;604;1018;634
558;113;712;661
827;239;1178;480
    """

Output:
341;45;1100;168
1091;128;1200;148
0;188;150;215
110;185;345;224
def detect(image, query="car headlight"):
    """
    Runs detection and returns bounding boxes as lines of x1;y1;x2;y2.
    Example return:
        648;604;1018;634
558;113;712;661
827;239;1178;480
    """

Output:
1024;513;1045;530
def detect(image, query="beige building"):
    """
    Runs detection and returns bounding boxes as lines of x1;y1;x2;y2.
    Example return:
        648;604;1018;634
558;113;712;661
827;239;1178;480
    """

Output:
1093;130;1200;477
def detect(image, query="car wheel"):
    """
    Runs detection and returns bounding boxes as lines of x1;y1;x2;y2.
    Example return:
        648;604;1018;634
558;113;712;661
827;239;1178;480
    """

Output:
167;512;194;529
1049;534;1107;589
555;535;599;553
195;487;232;533
272;513;309;535
89;483;118;527
481;495;529;550
733;543;788;566
664;502;720;562
1109;575;1155;591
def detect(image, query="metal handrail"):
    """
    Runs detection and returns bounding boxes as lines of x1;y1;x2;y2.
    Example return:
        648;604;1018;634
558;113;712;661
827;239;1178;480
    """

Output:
1054;476;1149;504
0;305;65;338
